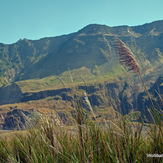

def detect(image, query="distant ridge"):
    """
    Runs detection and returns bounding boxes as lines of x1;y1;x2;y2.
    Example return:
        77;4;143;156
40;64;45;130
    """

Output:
0;20;162;86
78;20;163;36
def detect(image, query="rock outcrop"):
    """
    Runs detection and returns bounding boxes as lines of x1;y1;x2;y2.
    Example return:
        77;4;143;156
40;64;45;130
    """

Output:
3;109;31;130
0;83;23;105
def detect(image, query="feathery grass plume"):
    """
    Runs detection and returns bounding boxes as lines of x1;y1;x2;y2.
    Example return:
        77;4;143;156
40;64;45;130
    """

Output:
68;68;74;83
81;75;87;86
84;92;96;120
114;38;140;74
114;38;160;124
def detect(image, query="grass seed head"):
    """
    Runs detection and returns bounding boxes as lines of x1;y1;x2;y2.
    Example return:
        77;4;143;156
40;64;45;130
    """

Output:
114;38;140;74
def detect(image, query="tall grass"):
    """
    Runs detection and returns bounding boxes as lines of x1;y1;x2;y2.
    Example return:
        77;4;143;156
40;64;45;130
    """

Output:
114;38;161;123
0;112;162;162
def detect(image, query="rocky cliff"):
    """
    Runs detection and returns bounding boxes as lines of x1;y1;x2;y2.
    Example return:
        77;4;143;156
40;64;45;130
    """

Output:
0;75;162;129
3;109;32;130
0;83;23;105
136;76;163;122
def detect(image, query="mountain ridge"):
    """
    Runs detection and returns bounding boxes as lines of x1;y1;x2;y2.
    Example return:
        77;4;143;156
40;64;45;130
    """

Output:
78;20;163;36
0;20;162;86
1;20;163;45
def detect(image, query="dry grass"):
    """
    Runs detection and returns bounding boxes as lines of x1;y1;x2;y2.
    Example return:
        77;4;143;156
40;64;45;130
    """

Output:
0;113;162;163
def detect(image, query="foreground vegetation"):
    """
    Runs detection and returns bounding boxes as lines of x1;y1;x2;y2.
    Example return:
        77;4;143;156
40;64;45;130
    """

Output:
0;111;162;163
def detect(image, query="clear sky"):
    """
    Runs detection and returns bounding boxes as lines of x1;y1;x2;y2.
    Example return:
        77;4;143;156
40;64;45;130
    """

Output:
0;0;163;44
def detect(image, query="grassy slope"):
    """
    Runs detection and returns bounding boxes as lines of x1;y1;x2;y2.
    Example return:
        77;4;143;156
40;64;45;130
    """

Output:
16;62;126;93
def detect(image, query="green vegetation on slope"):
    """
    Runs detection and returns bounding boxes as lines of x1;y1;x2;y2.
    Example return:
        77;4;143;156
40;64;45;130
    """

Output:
16;63;127;93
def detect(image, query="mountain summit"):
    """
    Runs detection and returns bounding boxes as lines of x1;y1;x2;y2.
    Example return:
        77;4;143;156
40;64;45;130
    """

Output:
79;20;163;36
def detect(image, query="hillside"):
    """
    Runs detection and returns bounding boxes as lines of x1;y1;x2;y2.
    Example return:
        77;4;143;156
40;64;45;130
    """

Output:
0;20;163;129
0;20;162;85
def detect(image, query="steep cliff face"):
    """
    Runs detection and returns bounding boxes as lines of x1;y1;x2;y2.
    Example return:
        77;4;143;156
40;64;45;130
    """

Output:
0;80;136;115
0;83;23;105
3;109;32;130
21;88;71;102
136;76;163;121
0;76;162;115
0;76;162;128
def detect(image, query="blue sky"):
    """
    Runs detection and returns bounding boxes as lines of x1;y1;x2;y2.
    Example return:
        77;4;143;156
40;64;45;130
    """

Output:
0;0;163;44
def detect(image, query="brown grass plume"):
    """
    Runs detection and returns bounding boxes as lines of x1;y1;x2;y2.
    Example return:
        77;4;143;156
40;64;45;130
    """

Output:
114;38;140;74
